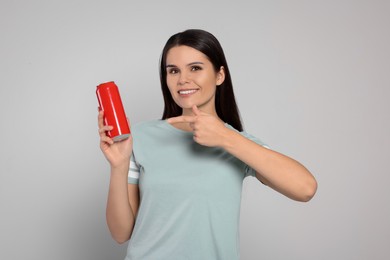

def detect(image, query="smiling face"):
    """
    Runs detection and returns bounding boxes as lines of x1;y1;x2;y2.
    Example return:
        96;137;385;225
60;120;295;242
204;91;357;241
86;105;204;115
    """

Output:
165;45;225;116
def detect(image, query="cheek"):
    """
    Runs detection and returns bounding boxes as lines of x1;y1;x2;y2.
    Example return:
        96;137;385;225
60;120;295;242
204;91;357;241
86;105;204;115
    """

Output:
166;81;178;99
194;73;211;86
166;77;175;91
203;74;218;90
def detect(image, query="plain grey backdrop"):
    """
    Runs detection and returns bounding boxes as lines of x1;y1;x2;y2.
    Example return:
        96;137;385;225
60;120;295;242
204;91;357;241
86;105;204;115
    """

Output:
1;0;389;259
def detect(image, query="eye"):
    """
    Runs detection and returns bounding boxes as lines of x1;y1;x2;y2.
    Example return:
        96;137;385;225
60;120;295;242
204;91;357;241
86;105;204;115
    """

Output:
168;68;179;74
191;66;202;71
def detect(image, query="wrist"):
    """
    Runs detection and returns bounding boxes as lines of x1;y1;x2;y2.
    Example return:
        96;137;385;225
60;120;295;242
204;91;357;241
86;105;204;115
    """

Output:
110;161;130;174
220;127;239;150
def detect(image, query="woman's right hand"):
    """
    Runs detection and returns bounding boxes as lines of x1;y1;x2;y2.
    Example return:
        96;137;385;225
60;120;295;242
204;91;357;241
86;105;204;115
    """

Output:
98;110;133;169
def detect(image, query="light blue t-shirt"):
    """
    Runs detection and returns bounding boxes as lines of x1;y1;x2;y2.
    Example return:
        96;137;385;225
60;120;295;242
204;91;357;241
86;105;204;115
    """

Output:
126;119;267;260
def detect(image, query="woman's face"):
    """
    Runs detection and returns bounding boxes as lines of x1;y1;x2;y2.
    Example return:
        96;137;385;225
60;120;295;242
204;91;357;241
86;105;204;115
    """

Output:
165;45;225;116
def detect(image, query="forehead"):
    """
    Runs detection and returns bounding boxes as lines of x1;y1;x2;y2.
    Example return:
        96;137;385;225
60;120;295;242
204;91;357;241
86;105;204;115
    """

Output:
166;45;210;65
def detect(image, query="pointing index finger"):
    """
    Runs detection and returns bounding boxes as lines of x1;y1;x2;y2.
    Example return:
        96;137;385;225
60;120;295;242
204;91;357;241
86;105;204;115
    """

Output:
192;105;201;116
167;115;196;124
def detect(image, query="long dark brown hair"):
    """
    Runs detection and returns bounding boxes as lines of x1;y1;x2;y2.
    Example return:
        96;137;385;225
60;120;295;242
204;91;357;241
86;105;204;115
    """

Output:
159;29;243;131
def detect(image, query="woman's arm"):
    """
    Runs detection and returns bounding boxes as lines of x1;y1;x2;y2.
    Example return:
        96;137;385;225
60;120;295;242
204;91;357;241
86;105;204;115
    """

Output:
106;165;139;244
98;110;139;243
168;105;317;202
220;129;317;202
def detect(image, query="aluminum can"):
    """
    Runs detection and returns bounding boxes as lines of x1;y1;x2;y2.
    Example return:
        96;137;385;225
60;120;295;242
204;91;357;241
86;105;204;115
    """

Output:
96;81;130;142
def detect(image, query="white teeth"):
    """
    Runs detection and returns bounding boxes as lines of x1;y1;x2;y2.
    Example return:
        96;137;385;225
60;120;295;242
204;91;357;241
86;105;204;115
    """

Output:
179;89;197;95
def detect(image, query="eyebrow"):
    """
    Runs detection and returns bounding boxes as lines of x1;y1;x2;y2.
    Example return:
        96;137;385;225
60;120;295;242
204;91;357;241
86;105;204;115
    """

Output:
166;61;204;68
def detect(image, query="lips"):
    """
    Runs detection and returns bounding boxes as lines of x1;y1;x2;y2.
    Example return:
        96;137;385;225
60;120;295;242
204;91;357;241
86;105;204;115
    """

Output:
178;89;199;95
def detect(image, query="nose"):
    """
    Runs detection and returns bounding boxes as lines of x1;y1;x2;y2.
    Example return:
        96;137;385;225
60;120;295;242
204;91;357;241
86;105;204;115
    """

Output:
178;71;190;85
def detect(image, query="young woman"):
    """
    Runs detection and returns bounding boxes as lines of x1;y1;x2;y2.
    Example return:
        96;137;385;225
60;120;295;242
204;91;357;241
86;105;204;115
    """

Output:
98;29;317;260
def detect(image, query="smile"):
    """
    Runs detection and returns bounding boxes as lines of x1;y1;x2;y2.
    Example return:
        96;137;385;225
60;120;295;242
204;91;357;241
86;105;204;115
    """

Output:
178;89;199;95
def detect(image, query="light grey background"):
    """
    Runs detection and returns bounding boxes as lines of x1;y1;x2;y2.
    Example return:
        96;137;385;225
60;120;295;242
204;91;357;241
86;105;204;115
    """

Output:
1;1;389;259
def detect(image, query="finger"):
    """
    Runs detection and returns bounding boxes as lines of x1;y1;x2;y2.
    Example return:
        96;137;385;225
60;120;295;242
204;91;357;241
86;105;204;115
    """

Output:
192;105;201;116
192;105;208;116
98;125;113;136
100;135;114;145
167;115;196;124
98;110;105;128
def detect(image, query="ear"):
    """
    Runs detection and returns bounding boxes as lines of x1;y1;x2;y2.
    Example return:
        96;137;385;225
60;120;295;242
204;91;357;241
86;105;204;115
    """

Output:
216;66;225;86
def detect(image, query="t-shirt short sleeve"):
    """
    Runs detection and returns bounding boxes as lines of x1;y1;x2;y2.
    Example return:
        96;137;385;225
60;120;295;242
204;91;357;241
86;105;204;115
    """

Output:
128;153;140;184
240;131;270;178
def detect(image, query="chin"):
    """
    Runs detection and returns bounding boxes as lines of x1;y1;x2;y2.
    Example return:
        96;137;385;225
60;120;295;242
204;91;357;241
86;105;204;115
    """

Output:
176;102;195;110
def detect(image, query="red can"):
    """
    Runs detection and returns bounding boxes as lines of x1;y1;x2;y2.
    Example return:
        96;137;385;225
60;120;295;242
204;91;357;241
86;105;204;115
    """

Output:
96;81;130;142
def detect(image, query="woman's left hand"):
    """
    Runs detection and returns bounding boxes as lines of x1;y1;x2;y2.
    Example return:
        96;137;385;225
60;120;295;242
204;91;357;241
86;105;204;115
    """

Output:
167;105;231;147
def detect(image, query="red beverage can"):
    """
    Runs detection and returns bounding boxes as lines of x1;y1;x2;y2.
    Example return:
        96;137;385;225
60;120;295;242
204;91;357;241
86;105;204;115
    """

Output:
96;81;130;142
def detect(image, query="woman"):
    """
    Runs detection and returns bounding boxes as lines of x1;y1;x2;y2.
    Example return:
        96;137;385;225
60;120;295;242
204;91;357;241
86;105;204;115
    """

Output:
98;29;317;260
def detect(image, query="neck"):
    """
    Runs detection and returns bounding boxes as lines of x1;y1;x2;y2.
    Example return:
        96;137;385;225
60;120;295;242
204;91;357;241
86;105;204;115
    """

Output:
182;103;218;117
